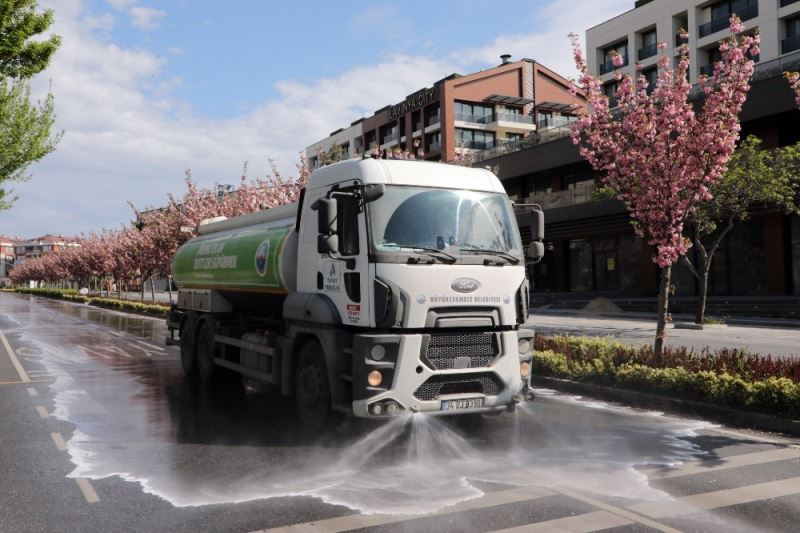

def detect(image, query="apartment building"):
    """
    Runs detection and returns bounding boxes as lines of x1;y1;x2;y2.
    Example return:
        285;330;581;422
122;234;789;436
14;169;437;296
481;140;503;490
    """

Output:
479;0;800;305
306;120;364;171
13;235;80;265
305;56;585;167
0;236;17;286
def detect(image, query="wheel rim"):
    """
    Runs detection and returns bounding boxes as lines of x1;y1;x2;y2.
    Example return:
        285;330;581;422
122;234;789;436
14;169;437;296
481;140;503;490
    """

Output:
298;362;323;412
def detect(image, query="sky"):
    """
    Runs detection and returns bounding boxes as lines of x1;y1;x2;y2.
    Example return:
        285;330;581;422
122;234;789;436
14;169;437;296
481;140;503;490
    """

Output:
0;0;631;238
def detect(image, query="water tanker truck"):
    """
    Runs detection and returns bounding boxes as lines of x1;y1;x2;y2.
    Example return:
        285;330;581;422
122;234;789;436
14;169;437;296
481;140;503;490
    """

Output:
167;158;544;429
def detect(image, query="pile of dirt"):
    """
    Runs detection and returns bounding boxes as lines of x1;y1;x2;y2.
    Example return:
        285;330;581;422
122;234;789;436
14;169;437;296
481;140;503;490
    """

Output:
579;297;622;316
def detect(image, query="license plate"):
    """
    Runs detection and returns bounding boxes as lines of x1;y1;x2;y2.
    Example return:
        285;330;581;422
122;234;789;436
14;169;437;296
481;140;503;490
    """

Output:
441;397;484;411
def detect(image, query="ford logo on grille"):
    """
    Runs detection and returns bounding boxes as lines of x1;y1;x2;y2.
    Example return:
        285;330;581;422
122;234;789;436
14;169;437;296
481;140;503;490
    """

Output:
451;278;480;293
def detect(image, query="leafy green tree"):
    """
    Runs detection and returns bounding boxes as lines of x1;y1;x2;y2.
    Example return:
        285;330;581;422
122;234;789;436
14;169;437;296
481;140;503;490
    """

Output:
681;136;800;324
0;0;61;208
0;0;61;78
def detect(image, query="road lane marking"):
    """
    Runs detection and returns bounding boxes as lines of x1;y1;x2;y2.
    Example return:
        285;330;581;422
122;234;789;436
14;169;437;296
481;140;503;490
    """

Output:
627;476;800;518
50;432;67;451
75;478;100;504
36;405;49;418
258;486;554;533
553;487;681;533
27;387;38;397
0;330;30;383
641;447;800;479
488;510;633;532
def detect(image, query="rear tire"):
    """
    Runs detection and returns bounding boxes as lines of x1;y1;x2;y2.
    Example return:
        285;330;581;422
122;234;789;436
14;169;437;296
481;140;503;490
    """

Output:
179;317;197;379
196;322;219;384
294;341;331;432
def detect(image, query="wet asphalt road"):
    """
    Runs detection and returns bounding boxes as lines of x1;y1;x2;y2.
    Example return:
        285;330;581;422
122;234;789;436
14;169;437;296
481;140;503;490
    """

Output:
2;292;800;533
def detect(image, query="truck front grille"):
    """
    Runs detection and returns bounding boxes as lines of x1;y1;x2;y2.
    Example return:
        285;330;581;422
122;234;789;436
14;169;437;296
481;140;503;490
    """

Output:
422;332;499;370
413;373;505;402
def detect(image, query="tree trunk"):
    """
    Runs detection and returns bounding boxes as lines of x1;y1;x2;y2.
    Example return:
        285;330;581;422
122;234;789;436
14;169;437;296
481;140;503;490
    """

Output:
654;265;672;366
696;269;709;325
140;280;145;302
150;277;156;303
167;275;173;304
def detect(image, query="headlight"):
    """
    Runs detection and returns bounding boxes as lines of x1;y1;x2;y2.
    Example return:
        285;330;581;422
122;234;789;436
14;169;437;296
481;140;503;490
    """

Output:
370;344;386;361
518;338;531;354
520;361;531;378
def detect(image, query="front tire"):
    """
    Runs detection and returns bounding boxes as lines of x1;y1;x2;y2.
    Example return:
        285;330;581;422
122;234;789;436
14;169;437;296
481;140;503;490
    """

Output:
294;341;331;432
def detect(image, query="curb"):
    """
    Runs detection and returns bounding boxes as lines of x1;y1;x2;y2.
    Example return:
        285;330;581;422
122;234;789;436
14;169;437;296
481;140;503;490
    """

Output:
532;375;800;437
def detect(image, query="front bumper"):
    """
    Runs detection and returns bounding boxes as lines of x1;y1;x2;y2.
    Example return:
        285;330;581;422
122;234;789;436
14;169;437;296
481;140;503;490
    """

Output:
351;329;534;418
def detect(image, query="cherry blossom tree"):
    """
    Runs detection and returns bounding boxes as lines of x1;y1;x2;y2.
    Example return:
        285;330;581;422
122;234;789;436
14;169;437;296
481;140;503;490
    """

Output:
569;17;759;361
785;71;800;108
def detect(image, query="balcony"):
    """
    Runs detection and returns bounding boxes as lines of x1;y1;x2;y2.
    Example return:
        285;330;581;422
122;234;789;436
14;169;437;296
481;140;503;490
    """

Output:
455;112;493;124
675;33;689;47
781;0;800;7
599;54;629;75
699;5;757;38
495;112;534;124
425;114;440;128
783;35;800;54
381;134;398;146
638;43;658;61
458;139;494;150
537;115;577;129
525;181;598;210
472;123;574;163
428;141;441;152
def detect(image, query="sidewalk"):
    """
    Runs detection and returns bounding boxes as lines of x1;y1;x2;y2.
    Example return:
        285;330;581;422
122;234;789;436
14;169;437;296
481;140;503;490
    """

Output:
528;310;800;358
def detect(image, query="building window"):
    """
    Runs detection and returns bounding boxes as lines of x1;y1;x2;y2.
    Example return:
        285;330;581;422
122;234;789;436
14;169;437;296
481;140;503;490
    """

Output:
603;81;619;107
455;101;494;124
427;132;441;152
506;133;524;143
600;41;629;74
638;29;658;60
784;15;800;54
424;103;440;127
455;128;495;150
700;0;757;38
642;67;658;93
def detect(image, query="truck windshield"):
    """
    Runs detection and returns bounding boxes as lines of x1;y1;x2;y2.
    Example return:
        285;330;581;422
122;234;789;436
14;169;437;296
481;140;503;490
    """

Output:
368;186;523;258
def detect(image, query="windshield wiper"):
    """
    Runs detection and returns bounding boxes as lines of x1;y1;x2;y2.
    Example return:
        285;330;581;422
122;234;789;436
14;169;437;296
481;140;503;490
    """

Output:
459;246;520;264
382;243;457;264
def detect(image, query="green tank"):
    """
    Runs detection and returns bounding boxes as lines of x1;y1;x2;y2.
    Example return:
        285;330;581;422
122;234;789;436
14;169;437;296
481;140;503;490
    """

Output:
171;205;299;294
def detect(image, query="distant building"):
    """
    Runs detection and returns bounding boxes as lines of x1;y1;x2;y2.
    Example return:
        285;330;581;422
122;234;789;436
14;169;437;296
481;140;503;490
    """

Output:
305;55;585;168
13;235;81;265
0;236;18;286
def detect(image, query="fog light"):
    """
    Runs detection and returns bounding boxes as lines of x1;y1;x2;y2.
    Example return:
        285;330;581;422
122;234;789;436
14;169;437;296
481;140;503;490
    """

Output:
386;402;398;416
518;338;531;354
371;403;383;415
370;344;386;361
368;369;383;387
520;361;531;378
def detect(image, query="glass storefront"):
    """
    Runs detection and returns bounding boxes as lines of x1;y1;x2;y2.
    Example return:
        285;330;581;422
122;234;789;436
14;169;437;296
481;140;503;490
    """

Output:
792;216;800;295
568;236;641;293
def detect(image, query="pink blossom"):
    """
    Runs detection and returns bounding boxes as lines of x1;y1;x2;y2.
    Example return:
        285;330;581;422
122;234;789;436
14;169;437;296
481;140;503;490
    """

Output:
611;52;624;67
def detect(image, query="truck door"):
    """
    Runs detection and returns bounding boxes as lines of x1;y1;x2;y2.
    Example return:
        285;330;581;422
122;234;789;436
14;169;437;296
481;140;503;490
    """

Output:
304;182;371;328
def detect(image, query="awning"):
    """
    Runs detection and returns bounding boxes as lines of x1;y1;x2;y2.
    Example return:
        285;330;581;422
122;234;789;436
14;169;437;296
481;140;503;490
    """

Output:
537;101;576;112
483;94;534;106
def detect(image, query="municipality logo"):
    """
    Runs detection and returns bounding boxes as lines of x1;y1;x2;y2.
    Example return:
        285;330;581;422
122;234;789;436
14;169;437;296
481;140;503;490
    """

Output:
255;239;270;277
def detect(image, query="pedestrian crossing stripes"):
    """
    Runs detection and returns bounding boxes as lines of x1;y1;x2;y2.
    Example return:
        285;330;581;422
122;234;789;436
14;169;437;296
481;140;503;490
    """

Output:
262;444;800;533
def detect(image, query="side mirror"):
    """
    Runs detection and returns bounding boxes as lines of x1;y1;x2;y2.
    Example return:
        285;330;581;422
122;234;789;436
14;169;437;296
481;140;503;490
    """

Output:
531;208;544;241
318;234;340;255
314;197;338;236
527;241;545;264
362;183;385;203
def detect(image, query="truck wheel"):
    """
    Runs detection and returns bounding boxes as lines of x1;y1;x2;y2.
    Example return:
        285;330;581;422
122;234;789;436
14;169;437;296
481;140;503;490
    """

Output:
295;341;331;431
196;322;219;383
179;318;197;379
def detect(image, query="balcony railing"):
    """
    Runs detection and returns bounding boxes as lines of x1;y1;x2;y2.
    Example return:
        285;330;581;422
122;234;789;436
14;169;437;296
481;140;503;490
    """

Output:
472;123;573;163
382;134;398;145
537;115;577;129
599;54;629;74
413;122;422;131
688;49;800;99
455;112;494;124
428;141;441;152
638;43;658;61
495;112;535;124
783;35;800;55
525;182;598;210
781;0;799;7
699;4;757;38
425;115;441;127
458;139;494;150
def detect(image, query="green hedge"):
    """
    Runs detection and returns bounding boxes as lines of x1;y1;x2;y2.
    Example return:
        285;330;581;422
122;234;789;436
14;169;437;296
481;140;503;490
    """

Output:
9;288;169;317
533;349;800;419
